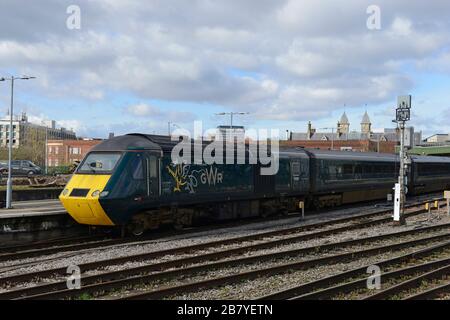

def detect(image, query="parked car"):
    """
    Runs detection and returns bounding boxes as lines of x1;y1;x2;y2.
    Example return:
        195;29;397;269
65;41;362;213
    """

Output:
0;160;42;176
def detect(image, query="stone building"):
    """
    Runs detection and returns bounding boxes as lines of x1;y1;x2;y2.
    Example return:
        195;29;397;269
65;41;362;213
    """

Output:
337;112;350;135
0;113;76;148
289;111;422;153
360;111;371;135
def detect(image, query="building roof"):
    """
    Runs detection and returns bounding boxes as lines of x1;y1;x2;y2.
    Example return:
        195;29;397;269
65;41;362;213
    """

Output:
361;111;371;124
340;112;349;124
424;134;448;140
291;131;371;141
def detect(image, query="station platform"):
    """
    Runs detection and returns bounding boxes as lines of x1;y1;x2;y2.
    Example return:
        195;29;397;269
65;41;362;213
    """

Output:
0;199;66;219
0;199;83;244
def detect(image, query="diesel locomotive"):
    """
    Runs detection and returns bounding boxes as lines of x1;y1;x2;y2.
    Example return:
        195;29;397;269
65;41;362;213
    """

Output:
59;134;450;235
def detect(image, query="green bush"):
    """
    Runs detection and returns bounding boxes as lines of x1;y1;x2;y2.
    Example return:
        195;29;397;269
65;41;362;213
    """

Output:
47;166;72;175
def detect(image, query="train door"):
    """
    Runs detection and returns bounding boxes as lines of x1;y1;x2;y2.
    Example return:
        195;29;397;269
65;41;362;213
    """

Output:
291;159;301;190
144;153;160;197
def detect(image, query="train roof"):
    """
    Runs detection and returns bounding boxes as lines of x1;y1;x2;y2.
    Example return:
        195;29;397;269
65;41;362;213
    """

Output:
305;149;399;162
410;155;450;163
91;134;255;154
90;134;163;152
92;134;450;164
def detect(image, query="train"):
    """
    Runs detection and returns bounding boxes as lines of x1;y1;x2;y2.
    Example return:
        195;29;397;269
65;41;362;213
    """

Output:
59;134;450;235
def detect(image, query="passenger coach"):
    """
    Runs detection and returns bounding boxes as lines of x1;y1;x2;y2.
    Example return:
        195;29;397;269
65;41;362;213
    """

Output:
59;134;450;235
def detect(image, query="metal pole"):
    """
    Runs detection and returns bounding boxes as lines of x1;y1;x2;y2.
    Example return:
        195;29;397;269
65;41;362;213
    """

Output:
230;113;233;128
45;127;48;175
331;128;334;150
6;77;14;209
398;121;406;224
168;121;171;136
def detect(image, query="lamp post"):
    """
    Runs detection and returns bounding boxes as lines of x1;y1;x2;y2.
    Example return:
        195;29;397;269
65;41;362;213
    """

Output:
45;126;48;175
321;127;336;150
215;112;249;142
0;76;36;209
168;122;181;136
215;112;249;128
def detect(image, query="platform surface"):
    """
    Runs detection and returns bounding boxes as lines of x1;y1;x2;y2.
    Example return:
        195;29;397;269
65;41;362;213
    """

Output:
0;199;66;219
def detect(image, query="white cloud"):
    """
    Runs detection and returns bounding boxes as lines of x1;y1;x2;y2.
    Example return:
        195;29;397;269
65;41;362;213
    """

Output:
390;17;413;37
1;0;450;128
126;103;161;117
125;103;196;123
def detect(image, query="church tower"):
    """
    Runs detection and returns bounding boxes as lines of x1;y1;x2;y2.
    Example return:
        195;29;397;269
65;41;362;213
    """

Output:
361;111;371;135
337;112;350;135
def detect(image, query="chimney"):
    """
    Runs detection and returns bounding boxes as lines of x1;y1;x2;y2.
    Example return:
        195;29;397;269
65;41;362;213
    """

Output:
108;132;115;139
307;121;315;140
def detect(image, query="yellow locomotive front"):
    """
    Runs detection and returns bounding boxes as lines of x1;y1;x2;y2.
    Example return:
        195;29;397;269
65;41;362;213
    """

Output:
59;152;122;226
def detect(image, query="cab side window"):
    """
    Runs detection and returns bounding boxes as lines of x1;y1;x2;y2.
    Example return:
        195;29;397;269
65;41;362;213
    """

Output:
149;156;157;178
145;154;159;196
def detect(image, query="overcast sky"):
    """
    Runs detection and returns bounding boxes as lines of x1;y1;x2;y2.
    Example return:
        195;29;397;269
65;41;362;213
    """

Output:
0;0;449;138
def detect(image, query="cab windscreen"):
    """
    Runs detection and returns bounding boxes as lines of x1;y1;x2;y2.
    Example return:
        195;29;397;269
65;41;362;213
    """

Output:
77;152;122;174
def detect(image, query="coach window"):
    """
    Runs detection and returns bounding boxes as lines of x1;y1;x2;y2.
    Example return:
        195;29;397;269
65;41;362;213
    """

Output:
354;164;362;179
343;163;353;179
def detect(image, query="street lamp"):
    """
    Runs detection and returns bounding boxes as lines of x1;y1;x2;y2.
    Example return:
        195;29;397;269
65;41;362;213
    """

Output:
215;112;249;128
168;122;180;136
320;127;336;150
44;125;48;175
0;75;36;209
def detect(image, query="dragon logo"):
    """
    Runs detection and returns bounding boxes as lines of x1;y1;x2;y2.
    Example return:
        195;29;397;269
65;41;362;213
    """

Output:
167;163;223;193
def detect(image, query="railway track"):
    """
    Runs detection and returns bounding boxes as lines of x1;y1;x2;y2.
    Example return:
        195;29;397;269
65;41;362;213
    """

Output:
363;264;449;300
116;228;450;300
404;282;450;300
0;196;441;288
0;196;441;264
3;220;449;300
259;241;450;300
0;235;107;255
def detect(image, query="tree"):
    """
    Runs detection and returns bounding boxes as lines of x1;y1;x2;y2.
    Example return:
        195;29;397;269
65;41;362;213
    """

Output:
0;125;46;166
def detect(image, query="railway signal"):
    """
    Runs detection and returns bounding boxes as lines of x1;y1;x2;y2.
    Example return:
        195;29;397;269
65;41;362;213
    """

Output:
393;95;412;225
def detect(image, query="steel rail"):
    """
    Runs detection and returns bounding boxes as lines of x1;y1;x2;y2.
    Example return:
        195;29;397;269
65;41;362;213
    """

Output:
4;222;449;300
0;201;437;290
0;196;440;263
363;264;450;300
403;282;450;300
258;241;450;300
115;232;450;300
17;226;450;300
0;235;107;254
288;256;450;300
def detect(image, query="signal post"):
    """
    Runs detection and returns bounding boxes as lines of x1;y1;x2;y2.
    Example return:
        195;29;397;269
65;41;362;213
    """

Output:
393;95;412;226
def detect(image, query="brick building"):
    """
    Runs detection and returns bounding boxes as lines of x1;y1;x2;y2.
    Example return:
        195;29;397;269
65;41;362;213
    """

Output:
286;111;422;154
280;139;398;153
47;139;103;167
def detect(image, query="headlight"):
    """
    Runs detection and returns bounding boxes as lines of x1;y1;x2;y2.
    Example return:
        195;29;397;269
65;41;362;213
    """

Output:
100;191;109;197
91;190;100;197
62;189;69;196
